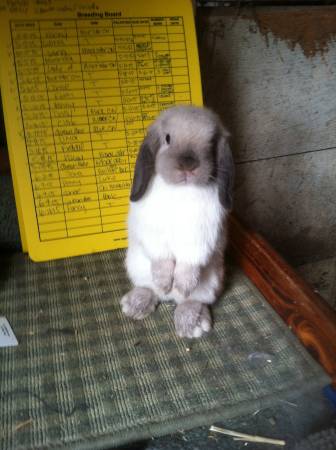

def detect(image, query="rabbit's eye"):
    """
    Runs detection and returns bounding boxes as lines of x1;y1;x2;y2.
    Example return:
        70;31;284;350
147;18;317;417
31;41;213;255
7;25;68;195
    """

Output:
165;134;170;144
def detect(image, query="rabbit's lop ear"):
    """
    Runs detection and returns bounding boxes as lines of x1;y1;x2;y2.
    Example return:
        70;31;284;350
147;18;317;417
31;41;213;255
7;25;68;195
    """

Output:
130;129;160;202
216;133;235;211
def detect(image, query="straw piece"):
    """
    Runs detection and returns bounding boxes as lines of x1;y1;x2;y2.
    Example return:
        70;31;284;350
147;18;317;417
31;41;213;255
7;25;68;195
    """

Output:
210;425;285;446
14;419;32;432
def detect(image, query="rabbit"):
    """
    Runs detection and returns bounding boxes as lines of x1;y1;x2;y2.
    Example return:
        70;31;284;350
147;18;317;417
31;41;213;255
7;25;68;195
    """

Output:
121;105;234;338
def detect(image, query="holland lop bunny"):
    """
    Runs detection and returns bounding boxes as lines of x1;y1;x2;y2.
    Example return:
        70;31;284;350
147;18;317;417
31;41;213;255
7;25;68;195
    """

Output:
121;105;234;338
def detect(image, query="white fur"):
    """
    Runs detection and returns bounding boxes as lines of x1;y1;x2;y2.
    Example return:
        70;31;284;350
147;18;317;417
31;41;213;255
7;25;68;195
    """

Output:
126;174;226;304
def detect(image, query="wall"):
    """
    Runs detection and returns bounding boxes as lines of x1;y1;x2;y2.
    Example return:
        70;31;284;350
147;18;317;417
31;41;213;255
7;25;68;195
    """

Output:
197;6;336;266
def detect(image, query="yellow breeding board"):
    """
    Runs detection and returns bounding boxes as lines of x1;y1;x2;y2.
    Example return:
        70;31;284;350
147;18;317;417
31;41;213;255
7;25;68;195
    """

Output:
0;0;202;261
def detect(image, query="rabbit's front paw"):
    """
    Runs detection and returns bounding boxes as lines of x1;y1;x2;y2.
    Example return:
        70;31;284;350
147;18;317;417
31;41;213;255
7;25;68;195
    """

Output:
174;301;212;338
174;263;200;298
151;259;175;294
121;287;157;320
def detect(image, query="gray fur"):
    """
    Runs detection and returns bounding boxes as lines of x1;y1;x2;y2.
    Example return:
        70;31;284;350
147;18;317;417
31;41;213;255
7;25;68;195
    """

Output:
216;135;235;210
121;287;158;320
151;259;175;294
130;105;234;207
173;262;201;298
174;301;212;338
130;130;159;201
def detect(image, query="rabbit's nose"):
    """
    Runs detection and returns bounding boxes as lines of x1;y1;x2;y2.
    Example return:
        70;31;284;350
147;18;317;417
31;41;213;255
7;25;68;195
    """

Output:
177;151;200;171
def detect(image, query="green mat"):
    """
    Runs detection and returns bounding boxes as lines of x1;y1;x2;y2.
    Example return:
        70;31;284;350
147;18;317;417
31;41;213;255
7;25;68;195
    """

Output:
0;250;329;450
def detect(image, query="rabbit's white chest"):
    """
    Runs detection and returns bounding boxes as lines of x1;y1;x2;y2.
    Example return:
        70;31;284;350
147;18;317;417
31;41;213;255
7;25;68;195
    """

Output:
128;175;224;265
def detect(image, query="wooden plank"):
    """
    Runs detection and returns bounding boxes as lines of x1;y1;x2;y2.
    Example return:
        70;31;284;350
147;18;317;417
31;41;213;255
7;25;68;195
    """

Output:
228;213;336;385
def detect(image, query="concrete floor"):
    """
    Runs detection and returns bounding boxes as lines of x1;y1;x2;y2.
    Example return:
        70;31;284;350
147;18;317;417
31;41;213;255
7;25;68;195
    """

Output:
122;387;335;450
296;258;336;309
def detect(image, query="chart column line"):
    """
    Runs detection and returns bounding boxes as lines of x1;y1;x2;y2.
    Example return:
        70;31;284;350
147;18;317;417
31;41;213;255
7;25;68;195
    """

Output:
75;20;103;233
38;21;69;239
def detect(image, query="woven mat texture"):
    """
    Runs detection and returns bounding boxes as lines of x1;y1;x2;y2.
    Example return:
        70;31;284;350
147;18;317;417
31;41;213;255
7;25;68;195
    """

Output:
0;250;329;450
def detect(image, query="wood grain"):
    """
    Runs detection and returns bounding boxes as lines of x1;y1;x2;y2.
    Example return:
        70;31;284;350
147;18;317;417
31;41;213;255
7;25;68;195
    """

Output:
228;213;336;385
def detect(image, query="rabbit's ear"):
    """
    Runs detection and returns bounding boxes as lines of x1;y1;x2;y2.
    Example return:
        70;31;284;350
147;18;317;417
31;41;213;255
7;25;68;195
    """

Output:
130;129;160;202
216;133;235;210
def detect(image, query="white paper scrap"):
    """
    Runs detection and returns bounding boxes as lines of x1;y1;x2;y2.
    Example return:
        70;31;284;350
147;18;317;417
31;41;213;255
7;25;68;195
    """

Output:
0;317;18;347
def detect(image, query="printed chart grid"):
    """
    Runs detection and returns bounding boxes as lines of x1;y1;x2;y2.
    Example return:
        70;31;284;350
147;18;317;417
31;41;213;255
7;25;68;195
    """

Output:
10;17;192;242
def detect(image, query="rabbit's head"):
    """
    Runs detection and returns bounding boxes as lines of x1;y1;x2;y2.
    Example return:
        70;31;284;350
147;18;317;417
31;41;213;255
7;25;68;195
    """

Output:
130;105;234;210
